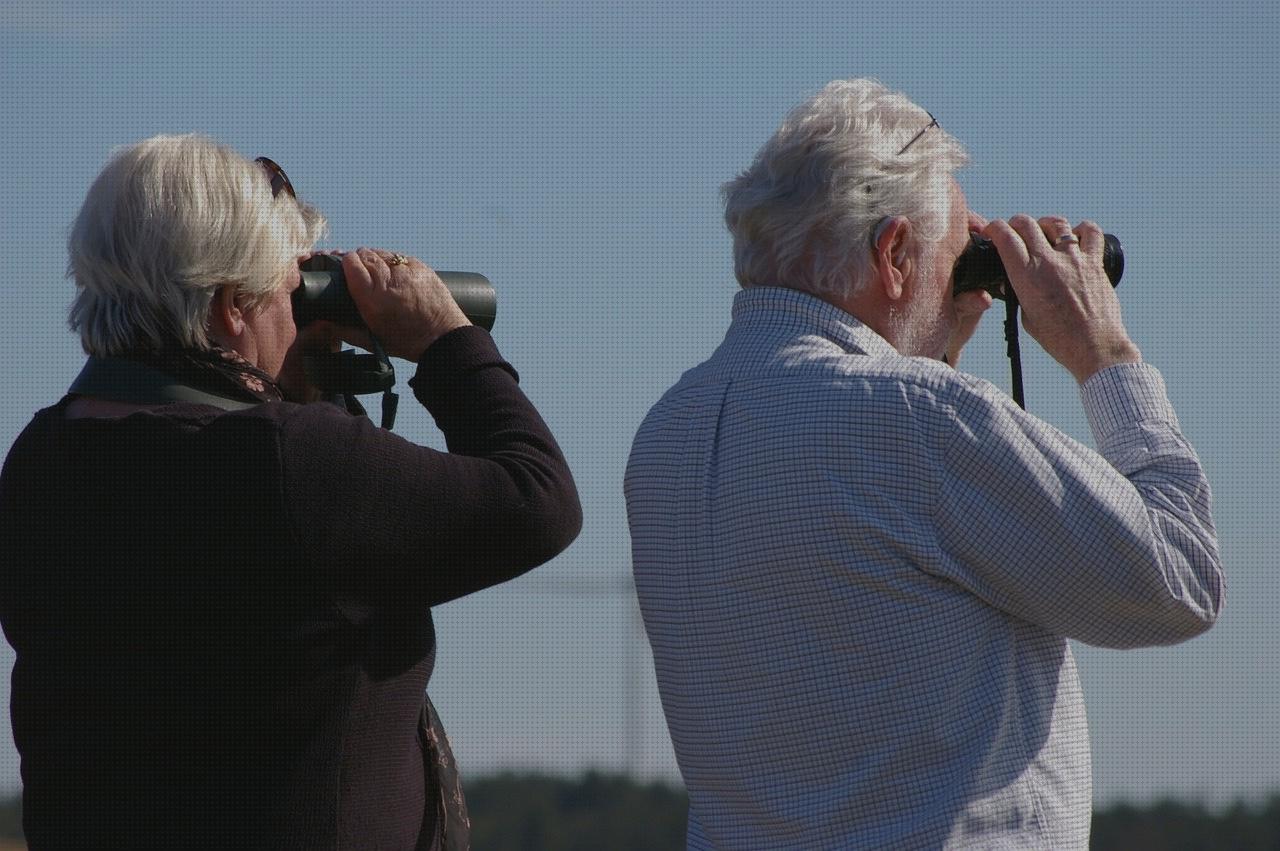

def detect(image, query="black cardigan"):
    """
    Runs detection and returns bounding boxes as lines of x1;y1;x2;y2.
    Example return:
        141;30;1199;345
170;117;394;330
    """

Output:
0;326;582;849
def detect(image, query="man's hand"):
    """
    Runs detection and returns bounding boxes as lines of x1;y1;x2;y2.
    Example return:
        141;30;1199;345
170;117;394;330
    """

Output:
343;248;470;362
983;215;1141;382
943;212;995;367
945;290;994;366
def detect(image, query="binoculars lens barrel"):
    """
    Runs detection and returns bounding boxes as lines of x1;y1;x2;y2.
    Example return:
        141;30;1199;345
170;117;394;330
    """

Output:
953;233;1124;299
293;254;497;330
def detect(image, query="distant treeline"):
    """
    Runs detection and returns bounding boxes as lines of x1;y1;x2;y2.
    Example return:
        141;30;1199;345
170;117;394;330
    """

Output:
2;775;1279;849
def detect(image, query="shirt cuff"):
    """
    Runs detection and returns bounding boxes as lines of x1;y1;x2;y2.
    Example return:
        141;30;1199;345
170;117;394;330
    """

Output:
1080;363;1185;460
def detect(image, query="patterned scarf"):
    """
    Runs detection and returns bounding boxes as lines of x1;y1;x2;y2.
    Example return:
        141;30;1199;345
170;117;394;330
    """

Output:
124;341;284;404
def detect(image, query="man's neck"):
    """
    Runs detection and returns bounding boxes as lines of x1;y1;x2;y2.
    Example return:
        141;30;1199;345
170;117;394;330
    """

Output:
821;288;906;354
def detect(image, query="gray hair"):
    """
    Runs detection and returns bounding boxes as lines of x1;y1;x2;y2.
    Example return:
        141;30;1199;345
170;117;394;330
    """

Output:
67;134;327;355
722;79;968;300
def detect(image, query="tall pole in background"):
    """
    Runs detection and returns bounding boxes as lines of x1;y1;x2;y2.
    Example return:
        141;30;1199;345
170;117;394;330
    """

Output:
528;574;649;776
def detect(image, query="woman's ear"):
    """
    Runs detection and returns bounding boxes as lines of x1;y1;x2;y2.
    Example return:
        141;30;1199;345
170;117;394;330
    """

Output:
209;286;246;339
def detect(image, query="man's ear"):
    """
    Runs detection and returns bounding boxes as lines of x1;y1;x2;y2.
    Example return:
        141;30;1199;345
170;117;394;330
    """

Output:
210;285;246;339
871;216;914;302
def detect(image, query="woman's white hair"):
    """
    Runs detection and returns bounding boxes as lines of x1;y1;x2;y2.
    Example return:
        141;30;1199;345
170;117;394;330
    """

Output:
722;79;968;300
67;134;327;355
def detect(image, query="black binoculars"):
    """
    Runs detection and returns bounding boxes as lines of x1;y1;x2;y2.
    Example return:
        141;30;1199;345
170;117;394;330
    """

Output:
953;233;1124;299
293;254;497;331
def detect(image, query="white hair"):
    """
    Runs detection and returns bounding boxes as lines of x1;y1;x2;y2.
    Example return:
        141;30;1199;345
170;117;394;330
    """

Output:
722;79;968;300
67;134;327;355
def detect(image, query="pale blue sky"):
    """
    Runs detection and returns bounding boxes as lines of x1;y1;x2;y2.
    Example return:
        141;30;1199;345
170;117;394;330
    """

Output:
1;0;1277;809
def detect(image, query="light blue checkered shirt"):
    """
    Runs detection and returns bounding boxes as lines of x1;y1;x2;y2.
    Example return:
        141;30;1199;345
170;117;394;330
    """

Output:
625;287;1223;849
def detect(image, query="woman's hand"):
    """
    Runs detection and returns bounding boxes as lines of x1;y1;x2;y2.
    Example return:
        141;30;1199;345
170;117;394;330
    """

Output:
277;319;342;403
342;248;471;361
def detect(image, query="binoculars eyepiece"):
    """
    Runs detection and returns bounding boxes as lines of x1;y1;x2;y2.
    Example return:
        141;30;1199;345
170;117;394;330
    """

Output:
952;233;1124;299
293;254;497;331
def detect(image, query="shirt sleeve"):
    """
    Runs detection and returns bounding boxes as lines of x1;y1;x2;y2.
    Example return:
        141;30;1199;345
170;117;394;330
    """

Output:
930;363;1223;649
278;326;583;608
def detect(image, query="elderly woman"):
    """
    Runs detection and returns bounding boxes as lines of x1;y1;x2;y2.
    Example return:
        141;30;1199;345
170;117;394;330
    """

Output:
0;135;581;849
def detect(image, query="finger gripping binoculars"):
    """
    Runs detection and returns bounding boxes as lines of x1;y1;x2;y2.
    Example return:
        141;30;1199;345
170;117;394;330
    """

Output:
952;233;1124;299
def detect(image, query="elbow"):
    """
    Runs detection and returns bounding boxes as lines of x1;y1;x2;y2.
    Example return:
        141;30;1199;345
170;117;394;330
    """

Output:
526;484;584;565
1148;599;1222;648
420;474;581;608
1092;563;1225;649
1183;569;1225;637
1155;593;1222;646
1133;491;1226;644
1158;543;1226;644
505;467;584;568
1099;518;1226;648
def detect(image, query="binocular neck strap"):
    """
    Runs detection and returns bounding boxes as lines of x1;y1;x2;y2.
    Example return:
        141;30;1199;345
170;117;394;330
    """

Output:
1003;297;1026;410
68;357;258;411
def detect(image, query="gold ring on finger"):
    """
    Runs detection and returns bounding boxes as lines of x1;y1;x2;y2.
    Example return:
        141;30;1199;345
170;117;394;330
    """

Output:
387;253;408;266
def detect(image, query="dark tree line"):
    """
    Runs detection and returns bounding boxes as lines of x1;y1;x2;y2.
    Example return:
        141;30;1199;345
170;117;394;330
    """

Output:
2;775;1279;849
465;772;687;850
1091;797;1280;850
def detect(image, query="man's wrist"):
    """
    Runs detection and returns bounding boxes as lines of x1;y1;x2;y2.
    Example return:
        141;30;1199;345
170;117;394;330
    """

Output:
1071;339;1143;383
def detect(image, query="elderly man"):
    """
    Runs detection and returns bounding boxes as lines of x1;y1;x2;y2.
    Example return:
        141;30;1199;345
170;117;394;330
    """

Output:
624;79;1223;849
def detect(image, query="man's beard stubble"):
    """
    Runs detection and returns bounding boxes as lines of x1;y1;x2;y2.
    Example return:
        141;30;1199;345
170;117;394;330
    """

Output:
886;253;950;358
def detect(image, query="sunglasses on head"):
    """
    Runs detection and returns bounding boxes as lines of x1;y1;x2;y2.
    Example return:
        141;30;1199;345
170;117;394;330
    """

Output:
254;156;296;199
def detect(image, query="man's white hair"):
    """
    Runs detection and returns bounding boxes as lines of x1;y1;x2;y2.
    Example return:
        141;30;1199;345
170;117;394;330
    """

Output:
67;134;327;355
722;79;968;300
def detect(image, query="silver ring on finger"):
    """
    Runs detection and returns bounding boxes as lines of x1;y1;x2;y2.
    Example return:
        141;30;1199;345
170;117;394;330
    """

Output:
1055;233;1081;248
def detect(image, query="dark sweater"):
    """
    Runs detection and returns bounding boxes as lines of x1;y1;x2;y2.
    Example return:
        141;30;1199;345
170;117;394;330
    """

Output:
0;326;582;850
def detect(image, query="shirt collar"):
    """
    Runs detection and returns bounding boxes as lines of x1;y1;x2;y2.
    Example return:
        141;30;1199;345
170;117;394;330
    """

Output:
730;287;898;357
